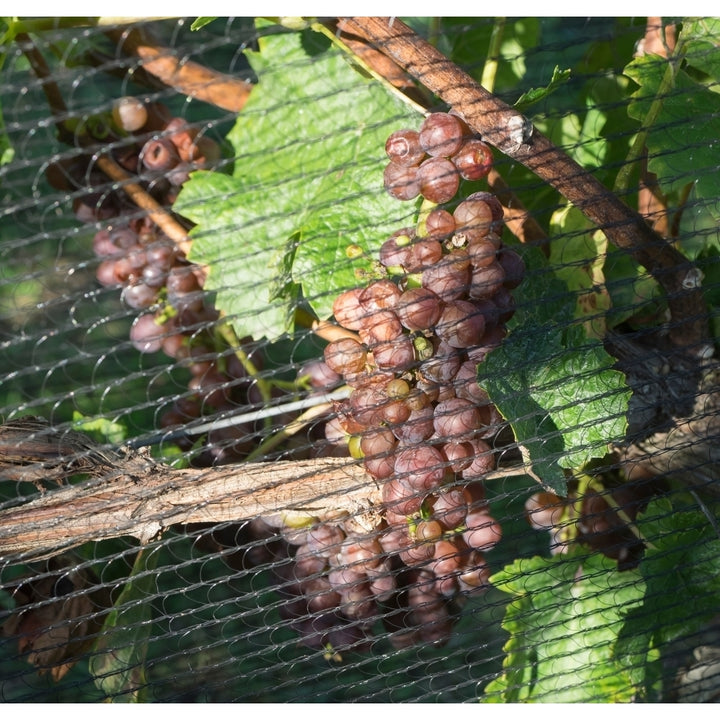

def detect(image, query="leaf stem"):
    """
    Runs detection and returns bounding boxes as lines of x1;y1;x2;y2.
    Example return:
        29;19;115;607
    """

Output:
481;17;506;93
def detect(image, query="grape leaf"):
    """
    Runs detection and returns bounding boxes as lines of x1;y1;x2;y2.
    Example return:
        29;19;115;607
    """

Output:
625;47;720;224
482;551;645;702
89;547;158;702
478;247;631;496
174;22;421;340
681;18;720;82
615;497;720;674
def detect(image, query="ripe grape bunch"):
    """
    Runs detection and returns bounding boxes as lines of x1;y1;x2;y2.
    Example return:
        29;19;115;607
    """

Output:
272;112;526;653
48;97;262;464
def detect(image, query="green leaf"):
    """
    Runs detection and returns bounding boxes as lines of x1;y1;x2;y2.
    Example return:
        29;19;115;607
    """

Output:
478;247;631;495
514;66;571;110
190;17;216;31
625;53;720;223
175;22;421;340
90;547;159;702
614;497;720;697
681;18;720;82
483;551;645;702
548;203;611;336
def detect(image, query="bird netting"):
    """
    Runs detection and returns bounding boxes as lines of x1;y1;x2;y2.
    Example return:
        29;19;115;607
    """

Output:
1;15;720;703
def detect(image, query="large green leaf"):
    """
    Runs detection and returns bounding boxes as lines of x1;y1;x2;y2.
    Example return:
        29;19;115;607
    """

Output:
478;247;631;495
174;22;422;340
483;551;645;702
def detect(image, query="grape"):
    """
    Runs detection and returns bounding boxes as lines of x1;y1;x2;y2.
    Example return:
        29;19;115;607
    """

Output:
424;208;456;240
181;135;221;166
466;238;498;268
416;157;460;204
435;300;486;348
332;288;367;330
458;552;491;592
524;491;565;531
129;312;164;353
421;249;470;301
394;445;447;493
92;229;119;258
493;286;517;323
112;96;148;132
73;193;118;223
140;137;180;171
465;191;504;225
442;441;475;472
96;259;120;287
385;129;426;166
451;139;494;181
433;397;483;441
382;477;424;516
299;359;342;390
463;510;502;551
110;227;139;249
339;536;384;573
453;360;491;404
391;405;435;443
418;343;462;384
430;487;471;531
395;287;443;331
166;265;202;294
371;335;417;372
359;426;397;462
384;161;421;201
293;544;327;577
418;112;468;157
305;523;346;557
358;309;403;346
498;247;526;289
347;385;387;428
121;281;158;309
404;238;444;273
266;111;523;652
323;337;368;375
453;198;495;242
468;261;506;300
460;438;495;481
414;519;443;543
359;279;401;313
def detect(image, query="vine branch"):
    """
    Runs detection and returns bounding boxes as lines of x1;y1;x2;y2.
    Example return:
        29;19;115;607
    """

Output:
338;16;710;354
0;418;525;562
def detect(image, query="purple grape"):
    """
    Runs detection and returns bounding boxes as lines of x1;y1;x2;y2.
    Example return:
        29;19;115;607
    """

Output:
418;112;468;157
385;128;426;166
416;157;460;204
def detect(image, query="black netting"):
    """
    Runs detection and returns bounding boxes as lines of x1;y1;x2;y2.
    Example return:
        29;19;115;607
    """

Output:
1;16;719;703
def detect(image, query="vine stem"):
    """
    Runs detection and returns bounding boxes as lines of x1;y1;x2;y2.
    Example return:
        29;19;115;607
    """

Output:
339;16;710;354
0;419;529;561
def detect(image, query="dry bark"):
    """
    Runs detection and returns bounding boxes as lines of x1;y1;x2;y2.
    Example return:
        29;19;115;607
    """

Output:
0;420;380;561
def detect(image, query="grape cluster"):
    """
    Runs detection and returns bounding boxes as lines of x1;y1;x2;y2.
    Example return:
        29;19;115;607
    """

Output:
269;112;525;652
48;97;263;464
524;477;662;569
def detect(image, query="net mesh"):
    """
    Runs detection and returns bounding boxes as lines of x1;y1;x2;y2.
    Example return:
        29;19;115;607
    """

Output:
1;16;719;703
